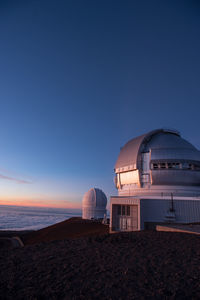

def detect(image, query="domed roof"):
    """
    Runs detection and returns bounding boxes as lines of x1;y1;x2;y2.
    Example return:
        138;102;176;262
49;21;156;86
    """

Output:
82;188;107;208
146;131;196;150
115;129;200;172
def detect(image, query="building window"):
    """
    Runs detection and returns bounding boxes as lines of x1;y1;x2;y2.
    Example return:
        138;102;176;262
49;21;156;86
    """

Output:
182;162;190;169
160;163;166;169
193;164;200;170
151;161;198;170
174;163;180;169
116;205;131;216
117;205;121;215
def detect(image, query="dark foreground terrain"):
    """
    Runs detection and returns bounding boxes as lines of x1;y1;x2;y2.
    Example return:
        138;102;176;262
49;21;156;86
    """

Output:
0;219;200;299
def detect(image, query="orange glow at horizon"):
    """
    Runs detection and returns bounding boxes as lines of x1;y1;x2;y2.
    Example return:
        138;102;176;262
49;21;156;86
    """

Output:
0;197;81;209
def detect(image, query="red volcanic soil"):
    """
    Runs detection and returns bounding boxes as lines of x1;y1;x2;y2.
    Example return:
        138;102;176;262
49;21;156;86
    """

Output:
0;219;200;299
22;217;109;245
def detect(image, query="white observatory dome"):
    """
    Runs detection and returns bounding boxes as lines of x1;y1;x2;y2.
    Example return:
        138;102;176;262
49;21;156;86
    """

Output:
110;128;200;233
82;188;107;220
115;128;200;191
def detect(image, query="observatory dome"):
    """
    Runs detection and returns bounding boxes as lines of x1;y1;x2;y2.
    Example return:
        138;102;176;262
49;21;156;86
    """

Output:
82;188;107;220
110;129;200;232
115;129;200;189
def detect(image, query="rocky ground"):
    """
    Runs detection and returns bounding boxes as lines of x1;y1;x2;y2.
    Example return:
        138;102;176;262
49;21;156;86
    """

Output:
22;217;109;245
0;218;200;299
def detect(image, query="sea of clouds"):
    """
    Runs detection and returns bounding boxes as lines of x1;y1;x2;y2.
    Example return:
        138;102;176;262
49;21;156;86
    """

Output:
0;205;82;231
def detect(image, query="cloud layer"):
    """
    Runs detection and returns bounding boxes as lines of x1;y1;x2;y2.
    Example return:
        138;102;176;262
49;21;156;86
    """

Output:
0;174;31;184
0;205;82;230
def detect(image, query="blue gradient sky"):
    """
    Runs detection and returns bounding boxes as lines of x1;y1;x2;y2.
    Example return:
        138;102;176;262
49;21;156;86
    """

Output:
0;0;200;208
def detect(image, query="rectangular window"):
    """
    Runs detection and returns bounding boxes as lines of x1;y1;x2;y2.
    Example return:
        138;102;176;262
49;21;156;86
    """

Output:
119;170;139;185
182;162;189;169
160;163;166;169
117;205;131;216
117;205;121;215
192;164;200;170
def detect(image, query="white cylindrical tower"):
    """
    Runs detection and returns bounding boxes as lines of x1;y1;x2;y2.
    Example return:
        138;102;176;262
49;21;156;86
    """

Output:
82;188;107;220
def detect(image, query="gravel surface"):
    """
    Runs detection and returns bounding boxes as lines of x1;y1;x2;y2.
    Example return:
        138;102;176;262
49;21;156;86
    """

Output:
0;226;200;299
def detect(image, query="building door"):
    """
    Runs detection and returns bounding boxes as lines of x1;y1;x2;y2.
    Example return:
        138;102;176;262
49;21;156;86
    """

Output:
119;216;133;231
120;217;127;230
113;204;138;231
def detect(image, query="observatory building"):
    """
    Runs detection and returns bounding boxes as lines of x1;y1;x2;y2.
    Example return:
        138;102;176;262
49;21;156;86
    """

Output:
110;129;200;232
82;188;107;220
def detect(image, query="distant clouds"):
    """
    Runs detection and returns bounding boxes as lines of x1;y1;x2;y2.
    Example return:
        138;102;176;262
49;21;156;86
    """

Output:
0;174;31;184
0;205;82;230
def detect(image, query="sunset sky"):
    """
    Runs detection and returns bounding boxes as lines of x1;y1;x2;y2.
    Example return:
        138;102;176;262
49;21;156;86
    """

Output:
0;0;200;208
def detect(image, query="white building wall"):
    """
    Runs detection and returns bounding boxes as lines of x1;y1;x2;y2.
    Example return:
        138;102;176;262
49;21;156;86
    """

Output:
140;198;200;229
82;207;106;219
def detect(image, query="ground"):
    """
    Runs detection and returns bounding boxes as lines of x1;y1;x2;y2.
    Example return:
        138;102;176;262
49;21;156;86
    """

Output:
0;218;200;299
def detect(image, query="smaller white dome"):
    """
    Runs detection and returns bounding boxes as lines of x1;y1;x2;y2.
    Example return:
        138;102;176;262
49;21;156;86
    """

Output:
82;188;107;220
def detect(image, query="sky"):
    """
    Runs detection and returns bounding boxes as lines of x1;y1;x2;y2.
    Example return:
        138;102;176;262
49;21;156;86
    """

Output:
0;0;200;208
